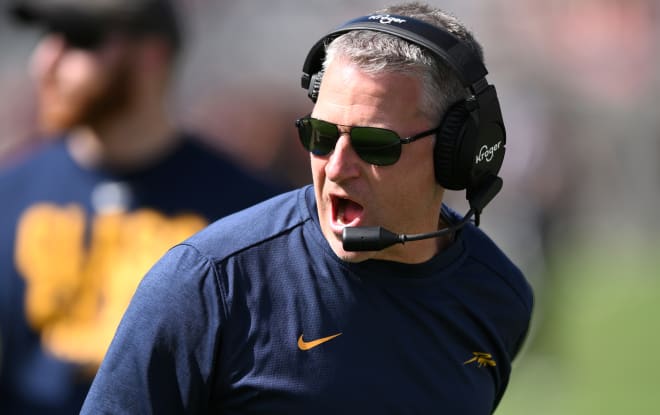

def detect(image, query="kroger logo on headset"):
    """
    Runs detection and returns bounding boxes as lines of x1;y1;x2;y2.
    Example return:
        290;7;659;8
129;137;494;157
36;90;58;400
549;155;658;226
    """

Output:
475;141;502;165
368;14;407;24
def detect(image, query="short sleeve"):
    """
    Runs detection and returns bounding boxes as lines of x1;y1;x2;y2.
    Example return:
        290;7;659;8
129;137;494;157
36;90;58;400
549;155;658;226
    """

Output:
81;244;224;414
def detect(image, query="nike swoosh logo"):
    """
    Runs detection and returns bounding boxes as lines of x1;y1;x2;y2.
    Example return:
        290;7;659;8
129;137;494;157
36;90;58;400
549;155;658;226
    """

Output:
297;333;342;350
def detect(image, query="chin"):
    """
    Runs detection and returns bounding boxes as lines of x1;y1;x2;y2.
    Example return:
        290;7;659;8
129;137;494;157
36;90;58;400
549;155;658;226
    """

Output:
320;220;372;263
329;240;371;263
338;253;371;263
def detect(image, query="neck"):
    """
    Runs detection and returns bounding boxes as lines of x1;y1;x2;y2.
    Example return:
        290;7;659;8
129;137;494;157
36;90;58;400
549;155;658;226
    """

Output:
370;206;452;265
67;101;179;173
434;214;455;253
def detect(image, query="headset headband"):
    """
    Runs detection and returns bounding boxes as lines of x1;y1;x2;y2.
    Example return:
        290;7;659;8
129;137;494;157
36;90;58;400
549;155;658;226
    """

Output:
301;14;489;94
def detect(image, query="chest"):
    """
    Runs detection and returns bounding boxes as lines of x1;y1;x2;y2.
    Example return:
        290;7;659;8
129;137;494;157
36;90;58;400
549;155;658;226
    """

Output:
215;272;503;414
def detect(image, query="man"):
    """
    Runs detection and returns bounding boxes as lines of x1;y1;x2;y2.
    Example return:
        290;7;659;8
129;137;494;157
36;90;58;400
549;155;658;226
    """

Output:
82;2;533;414
0;0;284;413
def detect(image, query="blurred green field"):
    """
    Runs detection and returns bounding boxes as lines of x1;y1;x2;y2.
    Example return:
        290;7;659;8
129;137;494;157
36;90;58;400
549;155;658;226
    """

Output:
496;241;660;414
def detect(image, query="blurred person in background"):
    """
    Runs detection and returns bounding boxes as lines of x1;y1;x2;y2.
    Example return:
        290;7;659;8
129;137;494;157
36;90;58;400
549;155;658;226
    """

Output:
0;0;285;413
81;2;533;413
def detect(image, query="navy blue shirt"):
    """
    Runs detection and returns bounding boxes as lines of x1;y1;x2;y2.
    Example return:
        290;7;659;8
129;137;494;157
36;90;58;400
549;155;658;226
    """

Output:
82;185;533;414
0;134;284;414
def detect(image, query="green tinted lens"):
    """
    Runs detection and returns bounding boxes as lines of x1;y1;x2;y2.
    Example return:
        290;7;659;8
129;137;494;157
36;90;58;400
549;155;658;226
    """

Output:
350;127;402;166
306;119;340;156
296;119;313;150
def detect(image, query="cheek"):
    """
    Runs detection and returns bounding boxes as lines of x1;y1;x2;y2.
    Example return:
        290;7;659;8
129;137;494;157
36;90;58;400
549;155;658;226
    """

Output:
384;146;439;204
310;156;326;184
401;142;438;185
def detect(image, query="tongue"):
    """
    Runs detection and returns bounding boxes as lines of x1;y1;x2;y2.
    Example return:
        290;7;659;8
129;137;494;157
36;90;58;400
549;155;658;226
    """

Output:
338;199;363;224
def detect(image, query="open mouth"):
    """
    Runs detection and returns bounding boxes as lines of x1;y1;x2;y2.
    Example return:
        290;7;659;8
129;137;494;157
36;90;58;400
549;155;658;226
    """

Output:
332;195;364;227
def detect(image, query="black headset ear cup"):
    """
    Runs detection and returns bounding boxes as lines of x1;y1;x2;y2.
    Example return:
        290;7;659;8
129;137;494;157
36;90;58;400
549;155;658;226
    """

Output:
434;102;473;190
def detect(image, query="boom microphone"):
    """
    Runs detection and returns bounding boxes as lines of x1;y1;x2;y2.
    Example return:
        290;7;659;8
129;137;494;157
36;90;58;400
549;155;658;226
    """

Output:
342;175;503;252
341;209;474;252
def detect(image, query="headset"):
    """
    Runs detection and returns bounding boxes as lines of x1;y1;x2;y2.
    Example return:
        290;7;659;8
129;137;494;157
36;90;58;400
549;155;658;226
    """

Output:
300;13;506;225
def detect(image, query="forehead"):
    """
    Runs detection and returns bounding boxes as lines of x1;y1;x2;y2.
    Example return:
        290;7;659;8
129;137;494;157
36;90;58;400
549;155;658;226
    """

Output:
313;57;427;130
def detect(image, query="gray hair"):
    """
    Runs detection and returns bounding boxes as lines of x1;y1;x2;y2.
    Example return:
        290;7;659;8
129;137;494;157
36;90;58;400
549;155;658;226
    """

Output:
323;2;484;123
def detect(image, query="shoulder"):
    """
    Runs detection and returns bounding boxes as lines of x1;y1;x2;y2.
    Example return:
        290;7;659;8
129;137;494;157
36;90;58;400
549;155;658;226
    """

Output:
460;223;533;313
183;186;312;261
0;140;68;183
451;220;534;378
169;133;288;196
0;140;73;216
174;134;264;179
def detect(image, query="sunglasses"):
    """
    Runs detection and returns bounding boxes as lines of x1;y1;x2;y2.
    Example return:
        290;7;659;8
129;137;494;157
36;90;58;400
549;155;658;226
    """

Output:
295;116;441;166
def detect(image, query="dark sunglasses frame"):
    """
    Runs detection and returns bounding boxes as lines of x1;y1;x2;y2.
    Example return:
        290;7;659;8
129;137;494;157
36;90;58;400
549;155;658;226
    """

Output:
295;115;441;166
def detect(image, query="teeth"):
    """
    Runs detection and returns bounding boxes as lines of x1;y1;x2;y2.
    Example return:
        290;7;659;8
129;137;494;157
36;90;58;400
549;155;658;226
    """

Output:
336;201;346;225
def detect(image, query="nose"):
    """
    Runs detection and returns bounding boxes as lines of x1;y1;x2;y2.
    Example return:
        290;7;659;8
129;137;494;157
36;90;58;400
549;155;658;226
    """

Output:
324;132;361;182
29;34;66;82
